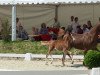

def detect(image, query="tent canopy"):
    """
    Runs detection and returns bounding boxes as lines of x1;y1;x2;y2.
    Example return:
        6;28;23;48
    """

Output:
0;0;100;5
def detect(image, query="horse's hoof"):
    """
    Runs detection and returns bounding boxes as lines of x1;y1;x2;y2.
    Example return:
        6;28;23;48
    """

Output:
62;64;65;67
50;62;53;64
71;61;74;64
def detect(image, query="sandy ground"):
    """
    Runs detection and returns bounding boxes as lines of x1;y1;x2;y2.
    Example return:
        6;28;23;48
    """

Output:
0;59;88;71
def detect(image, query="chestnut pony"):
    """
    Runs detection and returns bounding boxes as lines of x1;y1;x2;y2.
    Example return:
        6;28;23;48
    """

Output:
45;33;73;66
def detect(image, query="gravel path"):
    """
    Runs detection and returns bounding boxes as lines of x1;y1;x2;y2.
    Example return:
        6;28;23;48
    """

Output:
0;59;88;71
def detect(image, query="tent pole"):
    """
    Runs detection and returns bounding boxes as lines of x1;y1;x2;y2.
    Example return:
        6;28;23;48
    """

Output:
12;5;16;41
55;5;59;21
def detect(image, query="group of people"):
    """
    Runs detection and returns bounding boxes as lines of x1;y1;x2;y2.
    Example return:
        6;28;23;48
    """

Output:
66;16;93;34
16;16;100;42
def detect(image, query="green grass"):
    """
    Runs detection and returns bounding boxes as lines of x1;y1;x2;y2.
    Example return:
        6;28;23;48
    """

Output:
0;40;100;55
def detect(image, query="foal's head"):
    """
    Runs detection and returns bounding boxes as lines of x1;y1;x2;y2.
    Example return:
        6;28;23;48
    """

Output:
63;33;72;42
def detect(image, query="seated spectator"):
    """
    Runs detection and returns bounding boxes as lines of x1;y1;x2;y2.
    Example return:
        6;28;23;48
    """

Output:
82;24;90;33
77;25;83;34
39;23;48;35
39;23;52;41
32;27;39;35
18;26;29;40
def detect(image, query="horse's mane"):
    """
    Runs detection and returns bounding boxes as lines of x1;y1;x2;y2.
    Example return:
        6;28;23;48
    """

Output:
89;24;100;34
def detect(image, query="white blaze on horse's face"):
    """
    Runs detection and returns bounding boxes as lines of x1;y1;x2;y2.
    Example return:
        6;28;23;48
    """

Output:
71;34;75;41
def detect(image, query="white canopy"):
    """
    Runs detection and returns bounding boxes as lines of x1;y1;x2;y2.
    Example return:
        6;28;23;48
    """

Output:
0;0;100;5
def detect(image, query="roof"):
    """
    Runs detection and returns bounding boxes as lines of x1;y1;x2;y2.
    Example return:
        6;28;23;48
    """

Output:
0;0;100;5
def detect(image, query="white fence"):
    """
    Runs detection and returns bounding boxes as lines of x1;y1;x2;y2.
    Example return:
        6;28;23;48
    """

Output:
0;53;84;61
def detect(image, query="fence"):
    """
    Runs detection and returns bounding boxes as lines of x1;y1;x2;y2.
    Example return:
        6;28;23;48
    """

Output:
0;53;84;61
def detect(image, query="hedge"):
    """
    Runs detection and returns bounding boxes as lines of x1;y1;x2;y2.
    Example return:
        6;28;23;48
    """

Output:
83;50;100;69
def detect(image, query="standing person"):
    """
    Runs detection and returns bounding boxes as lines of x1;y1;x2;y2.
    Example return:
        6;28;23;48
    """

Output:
16;17;22;34
53;17;60;28
66;16;74;33
72;17;79;33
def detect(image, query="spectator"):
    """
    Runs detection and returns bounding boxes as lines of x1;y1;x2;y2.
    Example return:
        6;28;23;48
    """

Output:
39;23;48;35
72;17;80;33
16;17;23;34
66;16;74;33
18;26;29;40
87;20;92;30
77;25;83;34
82;24;90;33
53;17;60;28
32;27;39;35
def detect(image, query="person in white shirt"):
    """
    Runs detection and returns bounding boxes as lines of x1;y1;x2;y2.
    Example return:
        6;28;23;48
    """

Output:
72;17;79;33
66;16;74;33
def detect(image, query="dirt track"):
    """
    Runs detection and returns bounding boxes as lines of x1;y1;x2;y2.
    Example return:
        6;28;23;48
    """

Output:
0;59;88;71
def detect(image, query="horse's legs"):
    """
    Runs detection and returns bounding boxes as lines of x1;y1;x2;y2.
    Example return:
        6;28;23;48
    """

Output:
62;52;66;66
66;51;74;64
45;46;54;65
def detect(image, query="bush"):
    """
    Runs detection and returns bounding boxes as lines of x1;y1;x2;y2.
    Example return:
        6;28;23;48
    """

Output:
1;18;11;42
83;50;100;69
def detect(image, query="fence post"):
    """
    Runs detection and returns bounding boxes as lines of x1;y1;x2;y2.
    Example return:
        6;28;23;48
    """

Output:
91;68;100;75
24;53;32;61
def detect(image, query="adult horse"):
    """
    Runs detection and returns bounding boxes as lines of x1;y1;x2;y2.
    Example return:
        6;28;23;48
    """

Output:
45;33;73;66
70;24;100;55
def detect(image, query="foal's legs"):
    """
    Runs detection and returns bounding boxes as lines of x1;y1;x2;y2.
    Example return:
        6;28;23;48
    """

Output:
66;51;74;64
45;46;54;65
62;50;73;66
62;52;66;66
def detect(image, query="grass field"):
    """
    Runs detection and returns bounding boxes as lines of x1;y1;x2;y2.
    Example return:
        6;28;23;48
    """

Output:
0;40;100;55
